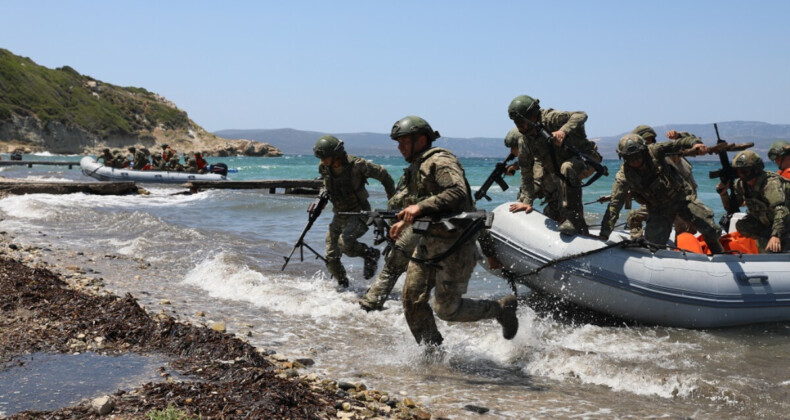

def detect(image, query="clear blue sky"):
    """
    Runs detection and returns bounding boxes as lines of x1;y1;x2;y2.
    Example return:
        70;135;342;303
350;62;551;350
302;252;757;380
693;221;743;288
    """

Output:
2;1;789;138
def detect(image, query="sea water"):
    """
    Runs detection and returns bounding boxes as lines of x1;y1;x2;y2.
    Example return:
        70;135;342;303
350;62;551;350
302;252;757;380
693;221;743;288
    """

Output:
0;153;788;418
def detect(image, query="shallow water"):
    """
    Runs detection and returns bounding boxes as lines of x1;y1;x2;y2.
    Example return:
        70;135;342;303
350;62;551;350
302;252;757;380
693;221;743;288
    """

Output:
1;154;789;418
0;352;173;416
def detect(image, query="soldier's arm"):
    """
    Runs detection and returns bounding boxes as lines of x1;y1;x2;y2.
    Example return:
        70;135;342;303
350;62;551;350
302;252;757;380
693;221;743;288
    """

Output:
362;160;396;199
674;132;704;149
599;168;628;239
517;149;536;205
545;109;588;135
765;178;789;238
416;159;468;215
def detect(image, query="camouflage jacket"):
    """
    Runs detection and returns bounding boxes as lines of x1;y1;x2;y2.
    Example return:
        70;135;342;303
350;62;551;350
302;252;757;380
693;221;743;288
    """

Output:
402;147;475;215
600;136;701;236
516;134;551;204
319;155;395;213
732;171;790;238
132;150;149;170
520;108;598;200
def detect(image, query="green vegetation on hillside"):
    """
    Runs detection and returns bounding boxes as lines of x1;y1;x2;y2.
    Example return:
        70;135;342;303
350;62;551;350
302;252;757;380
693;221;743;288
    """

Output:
0;48;189;138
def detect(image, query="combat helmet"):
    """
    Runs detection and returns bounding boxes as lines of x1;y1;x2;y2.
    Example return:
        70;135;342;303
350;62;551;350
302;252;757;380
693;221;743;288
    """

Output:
767;140;790;161
390;116;440;142
617;133;648;159
631;125;657;143
504;128;523;148
508;95;540;121
732;150;765;174
313;135;346;159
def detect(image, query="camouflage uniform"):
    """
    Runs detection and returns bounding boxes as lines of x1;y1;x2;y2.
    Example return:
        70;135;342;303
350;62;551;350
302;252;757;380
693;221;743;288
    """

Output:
320;155;395;284
600;136;724;253
730;171;790;252
513;129;558;220
359;178;420;310
97;149;114;165
132;149;149;170
519;108;601;231
112;150;129;169
399;147;503;346
184;158;199;173
168;158;185;172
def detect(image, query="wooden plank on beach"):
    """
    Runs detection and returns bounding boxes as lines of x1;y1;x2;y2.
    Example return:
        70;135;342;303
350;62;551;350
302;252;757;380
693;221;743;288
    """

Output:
0;181;142;196
0;161;82;169
183;179;322;194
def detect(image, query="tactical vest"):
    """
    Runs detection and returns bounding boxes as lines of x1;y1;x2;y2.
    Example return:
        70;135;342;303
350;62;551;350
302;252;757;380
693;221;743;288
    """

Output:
625;147;691;207
320;155;370;212
737;172;790;227
402;147;475;212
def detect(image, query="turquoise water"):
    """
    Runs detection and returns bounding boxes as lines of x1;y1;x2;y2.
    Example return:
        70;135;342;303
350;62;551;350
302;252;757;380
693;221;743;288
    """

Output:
0;153;787;418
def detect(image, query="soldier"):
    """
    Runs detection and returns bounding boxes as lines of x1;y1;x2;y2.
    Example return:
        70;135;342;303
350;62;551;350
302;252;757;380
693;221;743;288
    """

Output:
184;157;199;173
767;140;790;180
504;128;556;219
194;152;209;173
112;149;130;169
167;155;185;172
626;126;698;238
151;153;164;170
161;144;177;164
599;134;724;253
130;147;147;170
97;148;114;165
358;177;420;311
507;95;602;235
314;135;396;287
387;115;518;347
717;150;790;252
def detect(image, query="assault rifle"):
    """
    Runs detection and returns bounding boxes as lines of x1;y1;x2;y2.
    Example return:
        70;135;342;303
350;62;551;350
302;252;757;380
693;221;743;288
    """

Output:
677;141;754;157
525;119;608;187
584;192;632;209
338;209;493;266
281;189;329;270
708;124;741;231
474;153;516;202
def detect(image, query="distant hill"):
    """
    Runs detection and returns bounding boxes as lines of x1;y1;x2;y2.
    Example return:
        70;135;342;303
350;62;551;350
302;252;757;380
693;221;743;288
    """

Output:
214;128;506;158
0;48;280;156
217;121;790;159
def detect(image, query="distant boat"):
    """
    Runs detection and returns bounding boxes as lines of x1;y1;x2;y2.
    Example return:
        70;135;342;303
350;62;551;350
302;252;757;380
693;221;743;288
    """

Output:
80;156;228;183
487;203;790;328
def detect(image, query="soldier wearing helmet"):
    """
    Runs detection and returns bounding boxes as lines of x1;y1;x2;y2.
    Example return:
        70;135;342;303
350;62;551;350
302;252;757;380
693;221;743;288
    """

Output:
600;133;724;254
131;147;149;170
161;144;177;165
767;140;790;180
184;157;199;173
314;135;395;288
625;125;700;239
97;148;114;165
717;150;790;252
388;115;519;346
503;128;556;219
507;95;602;235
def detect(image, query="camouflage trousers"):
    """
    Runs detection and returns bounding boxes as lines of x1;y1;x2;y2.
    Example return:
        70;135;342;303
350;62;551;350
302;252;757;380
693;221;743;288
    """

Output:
359;226;419;310
325;213;370;282
627;205;696;240
402;233;500;346
645;197;723;254
735;215;790;252
557;157;588;232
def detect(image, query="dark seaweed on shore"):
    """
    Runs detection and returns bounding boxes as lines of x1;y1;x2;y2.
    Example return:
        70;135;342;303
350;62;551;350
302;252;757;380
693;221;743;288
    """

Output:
0;257;341;419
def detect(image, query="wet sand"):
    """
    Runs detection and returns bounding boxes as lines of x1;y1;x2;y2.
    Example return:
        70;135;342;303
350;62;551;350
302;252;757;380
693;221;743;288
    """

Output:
0;237;434;419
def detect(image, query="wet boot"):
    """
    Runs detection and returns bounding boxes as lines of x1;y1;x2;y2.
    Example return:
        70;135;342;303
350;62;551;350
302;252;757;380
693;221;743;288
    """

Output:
363;247;380;280
496;295;519;340
559;184;588;236
358;296;384;312
327;258;349;288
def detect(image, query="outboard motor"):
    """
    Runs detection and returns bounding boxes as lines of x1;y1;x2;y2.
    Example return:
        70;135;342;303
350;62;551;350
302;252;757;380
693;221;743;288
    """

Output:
210;163;228;176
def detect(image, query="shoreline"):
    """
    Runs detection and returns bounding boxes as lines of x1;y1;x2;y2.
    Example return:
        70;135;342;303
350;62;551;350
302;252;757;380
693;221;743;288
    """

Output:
0;232;435;419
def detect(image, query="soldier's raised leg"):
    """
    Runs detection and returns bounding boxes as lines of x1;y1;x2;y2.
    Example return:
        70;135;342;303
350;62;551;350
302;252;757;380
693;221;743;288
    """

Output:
359;226;418;311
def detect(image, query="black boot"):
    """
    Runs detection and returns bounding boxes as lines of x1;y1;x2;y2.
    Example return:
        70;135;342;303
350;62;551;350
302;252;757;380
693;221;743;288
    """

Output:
363;247;380;280
496;295;519;340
